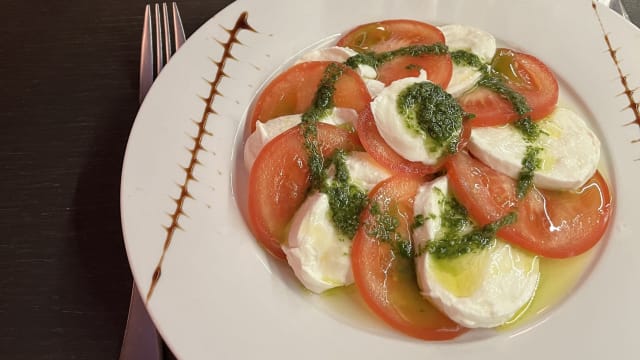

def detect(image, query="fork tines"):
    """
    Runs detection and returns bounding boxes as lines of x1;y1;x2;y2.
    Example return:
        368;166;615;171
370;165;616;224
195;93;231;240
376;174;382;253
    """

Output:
140;2;186;101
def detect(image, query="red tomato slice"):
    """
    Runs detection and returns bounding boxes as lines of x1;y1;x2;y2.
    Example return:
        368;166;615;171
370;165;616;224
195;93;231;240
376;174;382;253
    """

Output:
337;19;452;88
458;48;559;127
351;174;467;340
248;61;371;132
247;123;361;260
446;152;612;258
355;106;470;176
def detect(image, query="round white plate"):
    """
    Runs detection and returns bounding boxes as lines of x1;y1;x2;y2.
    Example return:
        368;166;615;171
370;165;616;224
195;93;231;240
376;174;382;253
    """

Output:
121;0;640;358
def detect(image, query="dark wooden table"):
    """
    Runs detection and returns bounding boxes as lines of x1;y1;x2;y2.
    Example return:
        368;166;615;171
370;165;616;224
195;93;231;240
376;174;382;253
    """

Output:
0;1;233;359
1;1;638;359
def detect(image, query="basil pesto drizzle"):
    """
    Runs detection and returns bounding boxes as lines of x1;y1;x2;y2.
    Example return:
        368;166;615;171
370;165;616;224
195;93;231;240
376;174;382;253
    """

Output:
323;150;368;239
397;81;466;154
415;189;517;259
366;202;413;258
516;146;542;199
365;187;516;260
426;212;517;259
450;50;545;199
450;49;484;69
299;63;368;239
449;49;532;119
514;117;543;142
300;62;344;190
296;48;544;244
345;43;449;70
477;74;531;116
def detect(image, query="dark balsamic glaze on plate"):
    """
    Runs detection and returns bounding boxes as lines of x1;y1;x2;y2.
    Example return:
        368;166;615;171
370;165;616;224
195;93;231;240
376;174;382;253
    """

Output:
146;12;255;302
592;1;640;141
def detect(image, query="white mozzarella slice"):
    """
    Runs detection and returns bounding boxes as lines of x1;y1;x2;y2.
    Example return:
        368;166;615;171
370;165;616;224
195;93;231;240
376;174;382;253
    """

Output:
296;46;384;97
439;24;496;62
243;107;358;171
364;79;385;98
296;46;376;78
439;24;496;97
447;67;483;99
370;72;449;165
284;152;390;294
284;192;353;294
412;176;540;328
343;151;392;191
468;107;601;191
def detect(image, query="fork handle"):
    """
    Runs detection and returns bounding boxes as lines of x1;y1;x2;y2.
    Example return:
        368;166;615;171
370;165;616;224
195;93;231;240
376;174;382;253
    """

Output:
119;284;163;360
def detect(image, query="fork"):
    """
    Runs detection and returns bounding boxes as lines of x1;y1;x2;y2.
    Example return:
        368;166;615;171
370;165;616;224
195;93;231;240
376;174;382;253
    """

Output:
597;0;631;21
119;3;186;360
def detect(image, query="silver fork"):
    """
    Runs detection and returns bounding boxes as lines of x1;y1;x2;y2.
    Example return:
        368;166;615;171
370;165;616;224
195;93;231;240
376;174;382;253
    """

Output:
120;3;186;360
597;0;631;21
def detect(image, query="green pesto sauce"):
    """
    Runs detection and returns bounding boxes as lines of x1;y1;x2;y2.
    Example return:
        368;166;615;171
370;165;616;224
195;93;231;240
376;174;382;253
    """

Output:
516;146;543;199
478;64;544;201
476;51;546;200
414;188;517;260
450;49;484;69
450;49;531;119
513;118;544;199
344;43;448;70
397;81;465;154
437;188;471;235
297;63;370;239
301;63;344;190
471;50;533;117
411;214;426;230
323;151;368;239
477;73;530;116
367;202;413;259
427;212;517;259
514;116;542;142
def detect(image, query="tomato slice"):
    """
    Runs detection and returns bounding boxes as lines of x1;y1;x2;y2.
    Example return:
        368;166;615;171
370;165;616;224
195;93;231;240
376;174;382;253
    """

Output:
355;106;470;176
247;123;361;259
458;48;559;127
446;152;612;258
248;61;371;132
337;20;452;88
351;174;467;340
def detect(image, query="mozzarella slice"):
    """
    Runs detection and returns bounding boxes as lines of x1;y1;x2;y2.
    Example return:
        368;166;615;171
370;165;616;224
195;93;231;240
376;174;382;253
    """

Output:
296;46;385;97
370;73;456;165
284;152;391;294
468;107;601;191
243;107;358;171
412;176;540;328
439;24;496;97
297;46;376;78
342;151;392;191
284;192;353;294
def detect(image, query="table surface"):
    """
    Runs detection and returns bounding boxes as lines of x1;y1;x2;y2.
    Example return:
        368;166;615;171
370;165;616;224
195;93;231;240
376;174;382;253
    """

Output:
1;1;638;359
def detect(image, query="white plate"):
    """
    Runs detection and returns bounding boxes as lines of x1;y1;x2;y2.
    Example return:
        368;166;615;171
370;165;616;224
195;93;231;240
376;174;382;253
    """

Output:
121;0;640;358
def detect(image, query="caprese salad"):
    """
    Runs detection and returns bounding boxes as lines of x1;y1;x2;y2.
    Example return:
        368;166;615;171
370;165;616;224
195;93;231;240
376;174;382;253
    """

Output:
243;19;612;340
